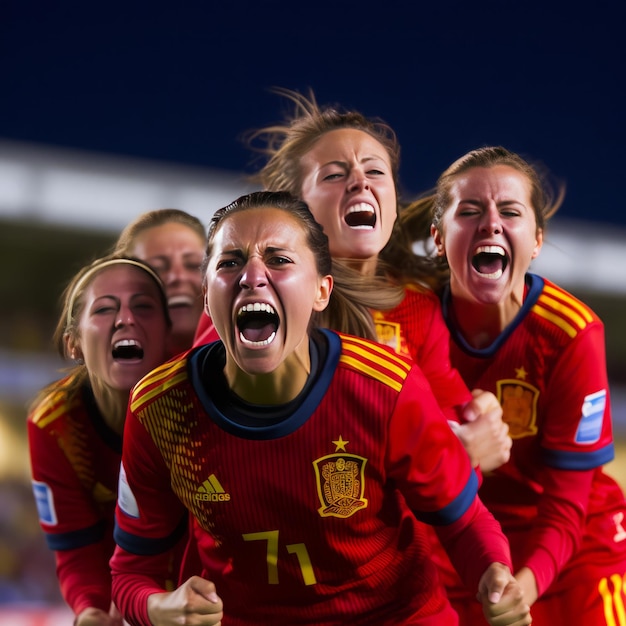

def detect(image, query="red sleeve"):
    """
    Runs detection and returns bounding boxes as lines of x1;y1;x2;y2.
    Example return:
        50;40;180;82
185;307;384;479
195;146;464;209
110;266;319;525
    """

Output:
435;497;512;593
27;417;113;614
386;365;511;593
385;365;475;512
56;543;113;614
524;323;611;594
411;292;472;421
111;405;187;622
541;323;613;462
111;547;173;626
521;466;593;595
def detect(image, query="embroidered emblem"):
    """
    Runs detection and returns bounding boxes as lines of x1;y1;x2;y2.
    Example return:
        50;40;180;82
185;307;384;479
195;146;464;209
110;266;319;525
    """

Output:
313;439;367;519
497;379;539;439
373;314;403;355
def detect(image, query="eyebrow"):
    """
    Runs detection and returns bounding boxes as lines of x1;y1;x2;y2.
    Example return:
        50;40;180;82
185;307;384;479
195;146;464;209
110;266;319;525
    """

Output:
219;245;294;257
321;155;387;168
265;245;293;254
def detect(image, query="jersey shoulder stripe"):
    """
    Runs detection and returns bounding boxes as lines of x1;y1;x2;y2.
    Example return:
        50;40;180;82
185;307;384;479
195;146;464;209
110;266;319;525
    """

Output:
30;384;79;429
130;357;189;413
532;280;598;339
337;333;412;392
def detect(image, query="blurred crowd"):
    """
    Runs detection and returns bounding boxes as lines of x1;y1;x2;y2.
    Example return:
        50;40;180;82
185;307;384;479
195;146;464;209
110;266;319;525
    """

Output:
0;476;63;606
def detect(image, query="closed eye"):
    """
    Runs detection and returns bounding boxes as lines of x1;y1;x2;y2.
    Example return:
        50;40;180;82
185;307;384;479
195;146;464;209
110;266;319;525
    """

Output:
323;172;344;181
94;305;116;314
132;299;159;311
267;255;293;266
458;208;481;217
216;257;241;270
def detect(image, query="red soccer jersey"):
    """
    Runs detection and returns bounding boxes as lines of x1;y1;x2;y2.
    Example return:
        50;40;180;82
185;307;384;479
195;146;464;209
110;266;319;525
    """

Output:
112;329;511;626
439;274;626;599
372;284;471;419
28;381;121;614
195;285;472;420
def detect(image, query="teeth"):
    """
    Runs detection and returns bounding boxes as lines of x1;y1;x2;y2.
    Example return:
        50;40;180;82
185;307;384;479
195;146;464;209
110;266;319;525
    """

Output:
475;245;505;256
482;269;503;280
113;339;142;349
168;295;194;306
346;202;374;214
239;331;277;346
238;303;276;316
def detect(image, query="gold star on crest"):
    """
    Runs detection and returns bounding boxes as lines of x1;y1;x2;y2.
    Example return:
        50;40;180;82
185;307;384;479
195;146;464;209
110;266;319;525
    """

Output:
332;436;348;451
515;366;528;380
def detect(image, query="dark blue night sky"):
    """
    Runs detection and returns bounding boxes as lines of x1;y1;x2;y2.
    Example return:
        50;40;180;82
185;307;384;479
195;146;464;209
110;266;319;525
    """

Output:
1;1;624;227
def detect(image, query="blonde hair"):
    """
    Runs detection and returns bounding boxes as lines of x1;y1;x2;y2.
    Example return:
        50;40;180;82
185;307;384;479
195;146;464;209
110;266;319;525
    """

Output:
30;254;170;411
244;87;439;289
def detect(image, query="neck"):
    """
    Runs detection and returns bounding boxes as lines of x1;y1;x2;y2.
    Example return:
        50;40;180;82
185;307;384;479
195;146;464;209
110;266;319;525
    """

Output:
225;341;311;405
340;256;379;277
90;379;128;435
448;288;524;350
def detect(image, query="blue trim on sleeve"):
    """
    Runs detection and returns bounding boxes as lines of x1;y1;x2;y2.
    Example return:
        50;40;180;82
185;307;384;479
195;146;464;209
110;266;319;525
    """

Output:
541;443;615;470
114;513;188;556
45;520;106;551
415;468;478;526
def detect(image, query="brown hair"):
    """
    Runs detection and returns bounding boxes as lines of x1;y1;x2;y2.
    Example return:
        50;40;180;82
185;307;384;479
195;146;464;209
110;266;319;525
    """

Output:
113;208;206;255
245;88;438;288
204;191;400;340
431;146;564;233
401;146;565;291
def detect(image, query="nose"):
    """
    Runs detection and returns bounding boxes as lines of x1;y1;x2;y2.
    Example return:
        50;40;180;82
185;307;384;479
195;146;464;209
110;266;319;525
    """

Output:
161;261;184;285
239;256;267;289
347;168;369;192
115;305;135;328
479;205;502;235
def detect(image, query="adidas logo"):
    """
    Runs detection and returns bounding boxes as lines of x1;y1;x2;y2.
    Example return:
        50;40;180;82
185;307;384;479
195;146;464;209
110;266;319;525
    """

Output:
195;474;231;502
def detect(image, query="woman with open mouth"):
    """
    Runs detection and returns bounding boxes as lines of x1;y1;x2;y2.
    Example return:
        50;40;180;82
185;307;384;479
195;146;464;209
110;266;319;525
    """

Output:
194;88;512;477
409;145;626;625
27;254;173;626
110;190;531;626
115;208;207;358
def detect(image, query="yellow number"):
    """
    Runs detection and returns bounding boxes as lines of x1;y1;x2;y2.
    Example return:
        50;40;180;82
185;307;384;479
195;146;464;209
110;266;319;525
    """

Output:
243;530;280;584
287;543;317;585
242;531;317;586
598;573;626;626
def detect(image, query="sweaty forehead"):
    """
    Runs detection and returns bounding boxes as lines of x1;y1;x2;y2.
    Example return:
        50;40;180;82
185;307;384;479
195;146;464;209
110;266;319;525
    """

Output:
454;165;531;199
304;128;390;165
213;207;304;251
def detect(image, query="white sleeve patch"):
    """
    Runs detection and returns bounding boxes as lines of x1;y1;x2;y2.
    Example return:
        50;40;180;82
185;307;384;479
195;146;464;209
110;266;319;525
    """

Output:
32;480;57;526
575;389;606;444
118;462;140;518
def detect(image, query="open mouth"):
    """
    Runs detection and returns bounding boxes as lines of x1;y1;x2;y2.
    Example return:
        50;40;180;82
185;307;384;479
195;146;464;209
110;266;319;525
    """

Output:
472;245;509;279
237;303;279;346
112;339;144;360
168;294;195;309
344;203;376;229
